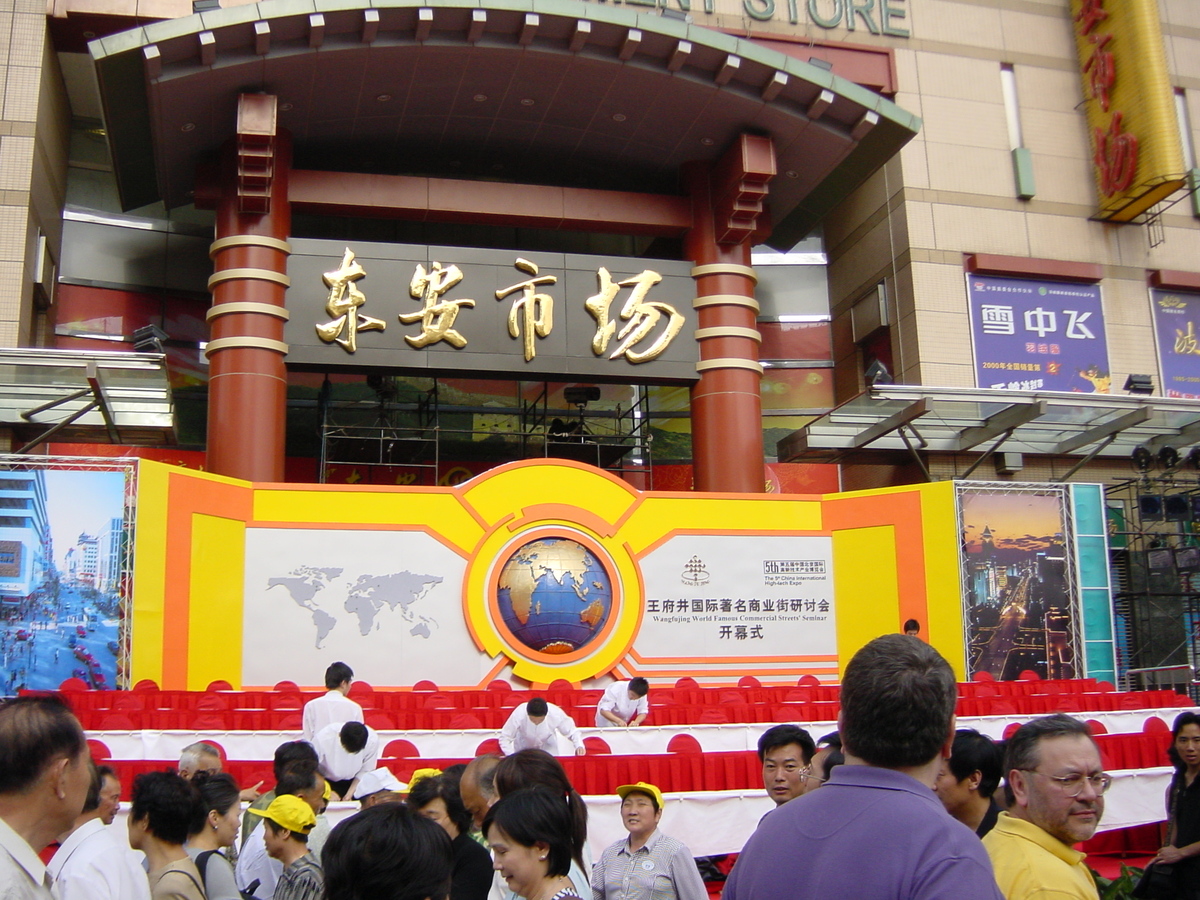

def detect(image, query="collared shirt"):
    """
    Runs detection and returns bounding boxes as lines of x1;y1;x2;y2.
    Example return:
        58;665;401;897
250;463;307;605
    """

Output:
499;703;584;755
983;812;1099;900
301;690;364;742
49;818;151;900
724;765;1004;900
235;822;281;900
591;829;707;900
275;854;323;900
0;814;54;900
594;683;649;728
312;721;380;782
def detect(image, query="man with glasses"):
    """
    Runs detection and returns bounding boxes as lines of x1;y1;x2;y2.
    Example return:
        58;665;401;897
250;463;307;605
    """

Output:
984;713;1109;899
756;724;817;807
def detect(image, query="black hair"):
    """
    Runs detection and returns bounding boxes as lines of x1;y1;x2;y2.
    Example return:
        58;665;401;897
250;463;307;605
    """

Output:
947;729;1003;798
903;619;920;633
1168;711;1200;771
483;786;573;879
277;759;321;797
840;635;956;769
494;749;587;870
818;746;844;781
325;662;354;690
0;696;86;795
1002;714;1096;805
526;697;549;717
264;818;310;843
340;722;369;754
817;731;842;750
408;773;472;836
130;770;204;845
323;802;452;900
756;724;815;763
442;763;467;780
82;757;102;814
190;771;241;834
628;678;649;698
272;740;318;783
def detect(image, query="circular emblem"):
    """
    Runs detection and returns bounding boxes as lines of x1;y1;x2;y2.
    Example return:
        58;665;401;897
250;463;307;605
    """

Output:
495;536;614;656
640;861;655;871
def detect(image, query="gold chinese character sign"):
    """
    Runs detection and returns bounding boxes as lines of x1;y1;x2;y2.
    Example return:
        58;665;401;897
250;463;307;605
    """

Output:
315;248;386;353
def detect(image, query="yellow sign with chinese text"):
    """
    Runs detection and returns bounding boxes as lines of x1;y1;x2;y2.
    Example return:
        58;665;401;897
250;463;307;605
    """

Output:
1070;0;1185;221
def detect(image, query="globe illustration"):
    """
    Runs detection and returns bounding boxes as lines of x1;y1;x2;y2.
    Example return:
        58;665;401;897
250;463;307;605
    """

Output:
496;537;613;655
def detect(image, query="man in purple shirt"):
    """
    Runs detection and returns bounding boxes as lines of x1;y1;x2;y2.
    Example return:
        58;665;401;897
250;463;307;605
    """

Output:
723;635;1004;900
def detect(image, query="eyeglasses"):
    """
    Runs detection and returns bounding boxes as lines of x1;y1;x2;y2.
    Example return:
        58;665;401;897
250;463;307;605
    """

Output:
1020;770;1113;797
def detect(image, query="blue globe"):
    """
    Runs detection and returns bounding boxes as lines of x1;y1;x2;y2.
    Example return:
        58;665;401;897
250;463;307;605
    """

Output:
496;537;612;655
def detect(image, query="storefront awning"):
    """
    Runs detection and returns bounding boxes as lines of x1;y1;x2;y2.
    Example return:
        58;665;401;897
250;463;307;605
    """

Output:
779;385;1200;467
0;349;175;451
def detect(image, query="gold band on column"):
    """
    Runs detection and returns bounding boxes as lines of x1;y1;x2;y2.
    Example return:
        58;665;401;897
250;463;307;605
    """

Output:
209;235;293;257
695;357;764;374
690;263;757;283
207;268;292;289
693;294;761;312
204;336;290;357
694;326;761;342
206;302;291;322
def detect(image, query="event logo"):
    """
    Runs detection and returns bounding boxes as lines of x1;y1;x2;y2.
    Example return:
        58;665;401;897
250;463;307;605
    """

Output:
681;556;710;586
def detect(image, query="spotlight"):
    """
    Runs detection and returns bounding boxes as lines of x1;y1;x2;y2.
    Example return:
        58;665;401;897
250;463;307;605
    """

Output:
1160;446;1182;471
1188;448;1200;471
1131;445;1154;473
563;386;601;406
864;359;893;386
132;324;168;353
1124;374;1155;394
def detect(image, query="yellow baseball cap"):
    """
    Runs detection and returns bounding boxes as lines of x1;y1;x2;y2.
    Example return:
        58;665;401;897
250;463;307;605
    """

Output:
248;795;317;834
407;768;442;790
616;782;664;809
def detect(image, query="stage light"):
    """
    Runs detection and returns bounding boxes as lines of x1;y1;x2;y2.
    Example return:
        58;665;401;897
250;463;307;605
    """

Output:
1160;446;1182;471
1188;448;1200;470
1124;374;1154;394
1132;445;1154;473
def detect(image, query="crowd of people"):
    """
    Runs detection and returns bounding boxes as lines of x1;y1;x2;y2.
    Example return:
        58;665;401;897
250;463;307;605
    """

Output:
0;643;1196;900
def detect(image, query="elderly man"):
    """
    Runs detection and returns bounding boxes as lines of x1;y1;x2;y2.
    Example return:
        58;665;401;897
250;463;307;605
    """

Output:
0;695;92;899
179;741;262;802
460;756;500;830
499;697;585;756
723;635;1003;900
592;782;707;900
594;678;650;728
983;714;1108;900
935;728;1003;837
312;721;380;800
50;763;149;900
302;662;363;742
757;724;817;807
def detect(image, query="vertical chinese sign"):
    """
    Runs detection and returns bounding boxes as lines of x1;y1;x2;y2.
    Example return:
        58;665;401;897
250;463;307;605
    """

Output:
967;275;1110;393
1069;0;1185;221
1151;289;1200;399
959;485;1081;681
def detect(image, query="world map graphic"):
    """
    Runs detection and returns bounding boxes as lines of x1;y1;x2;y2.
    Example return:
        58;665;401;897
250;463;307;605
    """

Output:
267;565;443;648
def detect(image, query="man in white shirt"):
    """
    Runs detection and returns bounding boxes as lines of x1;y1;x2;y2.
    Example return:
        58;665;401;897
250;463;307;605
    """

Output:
50;764;150;900
312;721;380;800
499;697;586;756
301;661;364;742
0;695;92;900
594;678;650;728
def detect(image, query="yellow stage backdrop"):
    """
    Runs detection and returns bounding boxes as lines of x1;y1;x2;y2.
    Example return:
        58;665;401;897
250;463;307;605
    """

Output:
131;459;963;690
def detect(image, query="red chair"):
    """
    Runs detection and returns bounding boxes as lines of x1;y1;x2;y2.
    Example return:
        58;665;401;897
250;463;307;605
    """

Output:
737;676;762;689
348;681;375;706
383;739;420;758
364;710;396;730
191;714;230;730
195;693;229;711
1096;681;1116;692
98;713;137;730
269;693;304;710
1086;719;1108;735
475;738;502;756
87;739;111;761
675;677;700;690
1002;722;1023;739
273;680;300;692
698;708;729;725
132;679;159;692
486;679;512;692
796;674;821;688
1144;716;1170;733
58;677;90;692
548;679;574;691
667;734;702;754
413;680;438;692
1017;670;1041;681
971;670;995;682
449;713;483;729
584;736;612;755
111;694;145;711
206;680;233;692
271;712;302;730
424;693;456;710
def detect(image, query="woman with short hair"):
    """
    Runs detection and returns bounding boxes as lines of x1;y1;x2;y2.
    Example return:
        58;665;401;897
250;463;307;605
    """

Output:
484;786;583;900
322;802;452;900
128;771;207;900
408;773;493;900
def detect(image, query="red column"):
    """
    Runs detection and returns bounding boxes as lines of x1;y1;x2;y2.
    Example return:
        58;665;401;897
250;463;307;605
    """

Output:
204;95;291;482
683;136;776;493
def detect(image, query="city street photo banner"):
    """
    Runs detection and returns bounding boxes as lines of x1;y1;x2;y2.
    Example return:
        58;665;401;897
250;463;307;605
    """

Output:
958;485;1081;681
1151;288;1200;399
967;275;1111;393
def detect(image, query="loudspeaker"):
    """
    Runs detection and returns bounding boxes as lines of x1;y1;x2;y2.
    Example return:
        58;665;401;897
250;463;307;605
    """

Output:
1165;494;1192;523
1140;494;1165;521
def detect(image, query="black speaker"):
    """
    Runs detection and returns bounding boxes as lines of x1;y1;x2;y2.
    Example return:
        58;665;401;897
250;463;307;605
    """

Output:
1148;548;1176;570
1177;547;1200;573
1140;494;1165;521
1165;494;1192;522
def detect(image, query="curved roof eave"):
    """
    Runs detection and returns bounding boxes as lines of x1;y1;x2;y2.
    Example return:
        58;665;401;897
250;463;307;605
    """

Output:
90;0;920;249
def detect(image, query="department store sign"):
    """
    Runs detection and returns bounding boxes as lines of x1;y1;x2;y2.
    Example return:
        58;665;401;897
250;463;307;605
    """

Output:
1151;289;1200;399
967;275;1111;393
592;0;909;34
283;240;699;382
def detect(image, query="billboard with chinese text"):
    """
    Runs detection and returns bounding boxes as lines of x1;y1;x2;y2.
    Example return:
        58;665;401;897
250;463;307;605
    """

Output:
959;485;1081;680
967;275;1110;393
1151;289;1200;399
283;240;699;382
